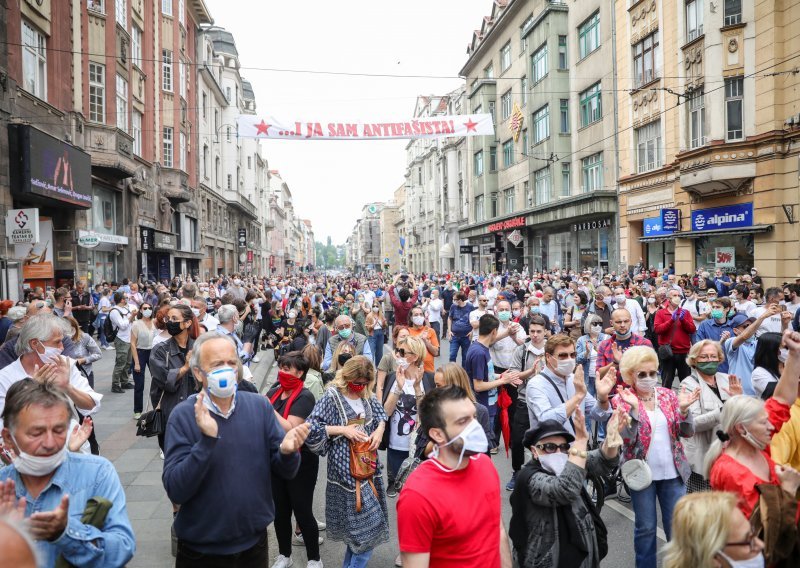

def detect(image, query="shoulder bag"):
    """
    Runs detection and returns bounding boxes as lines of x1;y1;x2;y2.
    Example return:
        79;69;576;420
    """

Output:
331;390;379;512
657;310;678;359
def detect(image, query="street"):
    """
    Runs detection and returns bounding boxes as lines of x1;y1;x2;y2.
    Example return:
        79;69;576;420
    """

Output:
87;338;663;567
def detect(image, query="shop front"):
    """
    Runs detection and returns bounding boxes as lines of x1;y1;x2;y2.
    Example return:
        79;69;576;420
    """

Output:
140;227;177;282
78;230;128;284
639;214;677;272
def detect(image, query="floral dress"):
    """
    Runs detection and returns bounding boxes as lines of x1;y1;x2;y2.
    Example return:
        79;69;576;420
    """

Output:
306;387;390;554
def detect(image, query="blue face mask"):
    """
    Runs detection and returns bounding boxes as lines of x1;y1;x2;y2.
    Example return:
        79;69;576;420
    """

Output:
530;307;541;314
338;328;352;339
497;311;512;322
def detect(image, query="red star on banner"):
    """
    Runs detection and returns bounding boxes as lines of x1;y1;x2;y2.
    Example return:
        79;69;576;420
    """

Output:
255;120;270;135
464;117;478;132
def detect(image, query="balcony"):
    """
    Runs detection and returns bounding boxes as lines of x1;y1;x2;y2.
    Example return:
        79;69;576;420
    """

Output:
679;152;755;198
263;218;275;230
158;168;192;204
83;123;138;182
225;192;258;220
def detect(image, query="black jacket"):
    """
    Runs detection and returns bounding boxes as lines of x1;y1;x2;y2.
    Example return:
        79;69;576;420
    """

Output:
148;337;198;420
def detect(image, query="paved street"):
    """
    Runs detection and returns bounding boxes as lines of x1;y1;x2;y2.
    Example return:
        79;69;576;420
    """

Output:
87;338;664;567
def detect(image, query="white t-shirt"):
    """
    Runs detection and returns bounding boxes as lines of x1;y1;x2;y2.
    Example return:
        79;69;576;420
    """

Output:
782;300;800;317
490;323;527;369
588;344;599;378
752;305;782;336
485;288;499;310
751;366;778;398
426;299;444;324
469;309;486;340
389;380;423;451
644;402;679;481
682;298;711;318
98;296;112;312
344;396;365;418
735;300;757;317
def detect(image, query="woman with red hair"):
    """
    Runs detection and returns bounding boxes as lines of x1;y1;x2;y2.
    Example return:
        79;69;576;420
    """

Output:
0;299;15;344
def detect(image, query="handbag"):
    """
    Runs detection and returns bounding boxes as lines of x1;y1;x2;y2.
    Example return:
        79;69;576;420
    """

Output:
657;310;679;359
136;391;165;438
620;458;653;491
332;390;379;512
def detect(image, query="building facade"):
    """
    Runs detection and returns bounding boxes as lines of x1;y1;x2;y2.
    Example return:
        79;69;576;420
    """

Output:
616;0;800;285
380;184;405;273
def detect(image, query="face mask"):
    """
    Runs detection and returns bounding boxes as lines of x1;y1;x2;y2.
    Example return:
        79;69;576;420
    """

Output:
711;309;724;320
338;353;353;366
412;316;425;326
166;321;184;336
142;309;153;318
10;433;68;476
233;279;242;286
555;358;575;376
717;552;764;568
741;427;766;451
277;370;304;391
537;451;569;476
205;366;237;398
636;376;659;391
615;294;626;304
431;419;488;471
530;306;540;314
512;309;521;317
615;330;632;340
647;298;656;304
670;296;681;307
497;311;511;322
191;308;200;318
696;361;720;375
288;310;297;319
590;324;602;335
779;348;789;363
36;342;63;365
347;382;367;394
396;357;410;370
338;328;352;339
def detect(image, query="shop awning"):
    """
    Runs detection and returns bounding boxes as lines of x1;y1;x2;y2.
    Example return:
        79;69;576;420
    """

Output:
671;225;773;239
639;235;675;243
439;242;455;258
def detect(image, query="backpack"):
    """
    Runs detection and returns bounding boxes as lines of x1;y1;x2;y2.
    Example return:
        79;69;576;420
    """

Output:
103;308;121;342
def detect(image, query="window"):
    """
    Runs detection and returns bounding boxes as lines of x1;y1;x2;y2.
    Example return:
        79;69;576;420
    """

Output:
533;105;550;144
131;24;142;68
725;77;744;140
521;76;528;106
475;195;485;222
132;110;142;156
488;101;496;124
581;153;603;192
532;43;548;83
88;62;105;122
490;193;498;218
686;0;704;42
215;157;220;186
503;140;514;168
202;145;209;178
524;180;532;206
179;60;186;98
724;0;742;26
579;83;602;127
501;90;513;120
520;33;528;55
500;42;512;72
22;21;47;99
88;0;104;14
534;167;551;205
162;0;172;16
162;49;173;91
490;146;498;171
688;88;706;148
179;132;186;171
558;36;568;69
162;127;173;167
578;12;600;59
636;120;663;173
115;0;126;27
633;32;660;87
521;129;528;154
225;86;231;103
484;63;494;79
560;99;569;133
227;174;232;190
115;74;128;131
247;156;252;169
202;92;207;119
561;163;571;197
474;151;484;176
178;0;184;25
504;189;514;214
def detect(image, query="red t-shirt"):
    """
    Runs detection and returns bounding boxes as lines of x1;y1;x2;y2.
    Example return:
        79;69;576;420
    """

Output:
397;454;501;567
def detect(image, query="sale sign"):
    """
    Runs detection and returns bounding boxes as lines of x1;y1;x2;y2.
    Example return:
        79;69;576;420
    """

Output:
715;247;736;268
237;114;495;140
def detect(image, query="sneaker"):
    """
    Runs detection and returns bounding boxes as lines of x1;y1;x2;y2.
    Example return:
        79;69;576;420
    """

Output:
111;386;124;394
122;383;135;390
271;555;293;568
505;471;517;492
133;412;142;420
395;554;403;567
307;561;323;568
252;355;261;363
489;447;499;455
103;345;114;350
293;533;324;546
159;449;165;460
387;484;398;498
317;520;326;531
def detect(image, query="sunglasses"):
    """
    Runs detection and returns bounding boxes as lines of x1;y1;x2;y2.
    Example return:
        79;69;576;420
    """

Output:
535;442;571;454
636;370;659;380
394;348;407;357
552;352;577;360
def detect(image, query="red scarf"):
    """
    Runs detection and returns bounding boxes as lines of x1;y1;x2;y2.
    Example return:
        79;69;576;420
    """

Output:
269;371;304;419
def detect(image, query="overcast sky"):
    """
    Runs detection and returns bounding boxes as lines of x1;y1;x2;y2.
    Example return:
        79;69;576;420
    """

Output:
204;0;491;244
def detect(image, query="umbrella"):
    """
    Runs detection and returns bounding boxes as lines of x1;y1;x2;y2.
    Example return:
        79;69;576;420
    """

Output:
497;386;513;457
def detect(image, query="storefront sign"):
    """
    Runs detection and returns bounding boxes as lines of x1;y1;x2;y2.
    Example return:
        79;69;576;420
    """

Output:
660;209;680;232
78;230;128;247
715;247;736;268
691;203;753;232
9;125;92;209
5;208;40;244
643;216;675;237
247;250;254;262
507;229;524;247
238;228;247;247
571;218;611;232
140;228;151;251
488;216;526;232
154;231;176;250
15;218;54;280
459;245;477;254
237;113;494;140
77;234;100;249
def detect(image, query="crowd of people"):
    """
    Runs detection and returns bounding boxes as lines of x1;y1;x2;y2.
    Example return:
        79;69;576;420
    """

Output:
1;265;800;567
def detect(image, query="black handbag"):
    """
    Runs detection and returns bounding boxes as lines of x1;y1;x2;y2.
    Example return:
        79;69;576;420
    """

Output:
136;392;165;438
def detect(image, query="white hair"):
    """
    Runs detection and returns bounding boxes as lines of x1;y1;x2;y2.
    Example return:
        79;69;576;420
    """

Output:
216;304;238;324
16;314;71;356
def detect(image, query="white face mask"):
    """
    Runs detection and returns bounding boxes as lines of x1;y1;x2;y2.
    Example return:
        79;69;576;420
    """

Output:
740;426;767;451
512;309;521;317
536;451;569;476
412;315;425;326
647;298;656;304
36;342;63;365
191;308;201;318
554;358;575;377
142;309;153;318
636;376;659;391
11;433;68;476
288;310;297;319
205;366;238;399
717;551;764;568
779;348;789;363
590;324;602;335
233;279;242;286
396;357;410;370
372;307;379;313
431;419;488;472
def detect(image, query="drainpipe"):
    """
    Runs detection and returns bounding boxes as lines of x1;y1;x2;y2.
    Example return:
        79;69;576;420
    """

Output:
610;0;622;275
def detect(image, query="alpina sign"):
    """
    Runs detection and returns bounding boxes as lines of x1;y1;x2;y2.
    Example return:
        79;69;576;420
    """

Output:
691;203;753;232
488;217;526;232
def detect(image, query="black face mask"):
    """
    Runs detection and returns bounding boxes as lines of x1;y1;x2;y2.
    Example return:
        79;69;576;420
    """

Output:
338;353;353;366
166;321;184;336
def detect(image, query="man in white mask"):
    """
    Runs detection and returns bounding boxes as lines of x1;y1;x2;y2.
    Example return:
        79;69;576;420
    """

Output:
396;385;512;567
163;332;309;566
0;379;135;566
613;286;646;335
191;299;219;332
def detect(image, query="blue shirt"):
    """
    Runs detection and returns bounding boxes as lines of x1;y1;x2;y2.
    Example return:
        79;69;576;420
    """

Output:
0;452;135;567
464;341;492;407
724;337;757;395
448;302;474;337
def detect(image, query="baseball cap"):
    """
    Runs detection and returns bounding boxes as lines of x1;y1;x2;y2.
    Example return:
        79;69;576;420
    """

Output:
730;313;756;329
523;420;575;448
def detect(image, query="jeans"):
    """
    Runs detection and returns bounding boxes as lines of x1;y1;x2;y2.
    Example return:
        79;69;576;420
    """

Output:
112;338;132;388
448;334;471;367
273;453;320;561
368;329;384;366
630;476;685;567
342;546;373;568
386;447;409;485
96;314;109;347
429;321;441;339
131;348;151;414
176;531;268;568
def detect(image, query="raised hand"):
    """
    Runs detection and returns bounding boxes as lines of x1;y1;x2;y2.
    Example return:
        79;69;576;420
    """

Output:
611;342;623;364
572;407;589;444
68;417;93;452
573;365;587;399
775;464;800;496
719;331;731;343
678;385;701;414
280;422;310;454
194;392;218;438
501;370;522;387
32;363;58;384
615;385;639;413
595;370;616;402
783;329;800;355
722;374;743;397
49;356;71;390
394;364;407;390
0;479;26;521
28;494;69;540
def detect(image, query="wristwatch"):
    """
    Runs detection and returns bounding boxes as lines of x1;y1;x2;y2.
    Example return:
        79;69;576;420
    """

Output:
569;448;588;458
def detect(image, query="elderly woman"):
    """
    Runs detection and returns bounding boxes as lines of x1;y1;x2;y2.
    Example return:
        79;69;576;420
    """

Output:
611;346;698;567
576;314;610;399
664;492;765;568
380;336;436;497
680;339;743;492
705;329;800;520
306;355;390;567
3;305;27;344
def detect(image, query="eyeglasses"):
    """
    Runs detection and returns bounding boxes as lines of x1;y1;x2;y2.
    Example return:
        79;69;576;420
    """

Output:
535;442;571;454
336;324;352;331
696;355;720;362
725;531;760;553
553;352;577;360
165;317;186;324
636;370;659;380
